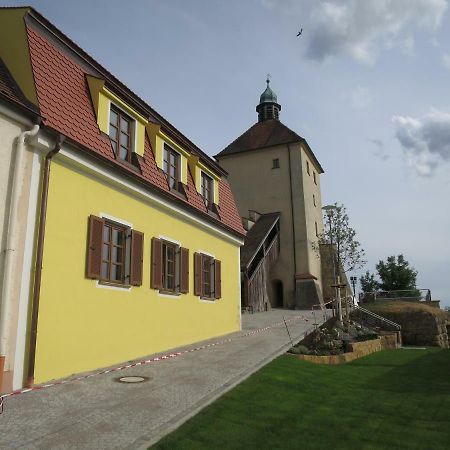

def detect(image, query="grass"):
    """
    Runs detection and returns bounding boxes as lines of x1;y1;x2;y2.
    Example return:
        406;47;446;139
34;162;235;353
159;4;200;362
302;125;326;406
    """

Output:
152;349;450;450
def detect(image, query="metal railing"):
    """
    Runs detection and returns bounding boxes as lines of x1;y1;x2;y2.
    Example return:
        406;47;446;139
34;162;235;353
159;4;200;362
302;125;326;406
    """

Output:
359;289;431;303
311;299;334;328
352;305;401;332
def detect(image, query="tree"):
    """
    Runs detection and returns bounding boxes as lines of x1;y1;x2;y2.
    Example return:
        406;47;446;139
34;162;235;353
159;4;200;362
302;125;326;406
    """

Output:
314;203;366;322
360;270;379;294
376;254;418;293
318;203;366;273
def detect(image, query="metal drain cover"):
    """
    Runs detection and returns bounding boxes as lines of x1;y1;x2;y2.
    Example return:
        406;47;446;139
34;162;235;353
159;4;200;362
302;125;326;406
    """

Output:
116;376;148;383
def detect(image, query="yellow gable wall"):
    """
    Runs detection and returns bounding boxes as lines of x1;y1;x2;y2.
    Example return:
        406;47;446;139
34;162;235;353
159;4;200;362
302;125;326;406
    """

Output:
33;156;241;384
86;76;219;197
0;8;38;105
86;76;146;157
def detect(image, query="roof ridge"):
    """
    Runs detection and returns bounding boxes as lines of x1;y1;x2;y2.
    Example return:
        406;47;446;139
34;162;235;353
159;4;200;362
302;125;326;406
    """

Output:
24;6;226;176
214;121;260;158
215;119;324;173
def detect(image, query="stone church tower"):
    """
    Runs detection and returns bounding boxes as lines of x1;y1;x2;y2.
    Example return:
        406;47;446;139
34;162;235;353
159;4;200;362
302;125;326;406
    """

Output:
216;79;325;309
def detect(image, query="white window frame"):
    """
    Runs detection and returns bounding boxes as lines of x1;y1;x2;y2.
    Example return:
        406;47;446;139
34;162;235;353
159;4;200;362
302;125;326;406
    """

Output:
95;212;134;290
107;100;138;156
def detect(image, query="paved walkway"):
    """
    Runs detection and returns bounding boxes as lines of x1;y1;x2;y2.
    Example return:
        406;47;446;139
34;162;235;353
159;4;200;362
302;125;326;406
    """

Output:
0;309;329;449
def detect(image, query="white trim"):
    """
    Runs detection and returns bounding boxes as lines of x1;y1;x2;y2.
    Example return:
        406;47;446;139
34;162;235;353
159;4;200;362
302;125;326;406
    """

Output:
100;212;133;229
198;250;215;258
180;154;185;183
47;143;243;246
238;246;242;331
157;292;181;300
12;150;41;389
106;99;111;130
199;298;216;304
0;103;34;127
108;100;138;155
159;235;181;246
162;141;187;184
95;281;132;292
133;117;137;154
200;170;216;204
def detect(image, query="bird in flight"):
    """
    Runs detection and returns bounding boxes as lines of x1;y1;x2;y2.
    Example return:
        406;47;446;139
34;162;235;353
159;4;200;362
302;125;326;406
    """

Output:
297;28;303;36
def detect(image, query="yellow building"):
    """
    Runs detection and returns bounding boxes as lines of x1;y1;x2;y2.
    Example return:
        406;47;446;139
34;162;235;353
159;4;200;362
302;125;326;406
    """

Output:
0;7;245;390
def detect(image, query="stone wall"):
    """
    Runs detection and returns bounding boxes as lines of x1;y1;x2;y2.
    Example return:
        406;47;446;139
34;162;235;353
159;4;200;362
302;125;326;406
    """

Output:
291;333;400;365
365;303;450;348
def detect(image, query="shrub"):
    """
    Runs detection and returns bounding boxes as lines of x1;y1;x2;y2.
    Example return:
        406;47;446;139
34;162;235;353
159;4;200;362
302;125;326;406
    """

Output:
290;345;310;355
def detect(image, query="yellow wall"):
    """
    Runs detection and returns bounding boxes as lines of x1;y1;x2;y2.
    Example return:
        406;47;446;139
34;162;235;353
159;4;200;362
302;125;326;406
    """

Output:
189;156;220;205
0;8;38;105
86;76;147;157
33;156;241;383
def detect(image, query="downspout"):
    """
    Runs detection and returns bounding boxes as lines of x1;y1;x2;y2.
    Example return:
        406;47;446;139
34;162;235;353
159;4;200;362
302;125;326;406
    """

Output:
26;134;64;387
0;123;40;389
287;144;298;300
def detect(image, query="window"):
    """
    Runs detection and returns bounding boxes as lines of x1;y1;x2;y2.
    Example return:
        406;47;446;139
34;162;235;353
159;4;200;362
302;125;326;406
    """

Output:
202;254;214;298
101;221;127;283
313;171;317;185
315;221;319;237
306;160;310;175
272;158;280;169
194;253;221;300
162;241;178;293
313;194;316;207
163;144;181;190
86;215;143;286
151;238;189;294
201;172;214;208
109;106;133;163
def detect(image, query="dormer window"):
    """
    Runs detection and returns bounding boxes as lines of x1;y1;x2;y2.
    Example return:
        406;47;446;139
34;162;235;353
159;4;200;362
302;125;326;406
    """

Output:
163;144;181;190
201;172;213;208
109;106;133;163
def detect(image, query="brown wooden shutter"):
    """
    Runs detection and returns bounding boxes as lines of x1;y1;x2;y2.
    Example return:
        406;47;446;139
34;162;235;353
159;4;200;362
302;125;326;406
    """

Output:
194;252;202;296
86;215;104;279
180;247;189;294
151;237;163;289
130;230;144;286
214;259;222;299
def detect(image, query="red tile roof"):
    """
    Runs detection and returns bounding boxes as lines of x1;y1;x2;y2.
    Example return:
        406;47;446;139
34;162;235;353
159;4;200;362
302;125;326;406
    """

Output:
24;24;245;237
216;118;324;174
0;58;39;115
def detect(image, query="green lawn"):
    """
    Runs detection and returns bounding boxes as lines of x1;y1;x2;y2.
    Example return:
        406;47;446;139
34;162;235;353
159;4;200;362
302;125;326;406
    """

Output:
152;349;450;450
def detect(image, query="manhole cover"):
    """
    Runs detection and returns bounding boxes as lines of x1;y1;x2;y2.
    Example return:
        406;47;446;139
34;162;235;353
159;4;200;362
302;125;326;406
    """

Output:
116;376;148;383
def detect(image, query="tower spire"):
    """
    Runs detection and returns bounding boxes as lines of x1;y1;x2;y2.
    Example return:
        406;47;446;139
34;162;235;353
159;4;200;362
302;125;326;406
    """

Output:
256;76;281;122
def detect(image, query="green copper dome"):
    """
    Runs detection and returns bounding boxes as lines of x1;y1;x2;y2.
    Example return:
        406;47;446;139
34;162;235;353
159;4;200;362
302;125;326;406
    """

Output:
259;77;277;104
256;76;281;122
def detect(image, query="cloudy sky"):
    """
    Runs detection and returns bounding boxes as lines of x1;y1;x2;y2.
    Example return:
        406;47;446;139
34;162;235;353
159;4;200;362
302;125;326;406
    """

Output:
5;0;450;305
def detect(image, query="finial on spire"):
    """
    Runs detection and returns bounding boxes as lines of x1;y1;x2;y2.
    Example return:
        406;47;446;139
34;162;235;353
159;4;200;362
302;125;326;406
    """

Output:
257;74;281;122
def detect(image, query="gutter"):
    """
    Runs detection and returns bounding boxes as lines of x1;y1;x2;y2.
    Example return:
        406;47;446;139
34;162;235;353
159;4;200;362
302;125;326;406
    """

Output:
0;123;40;390
52;132;246;240
26;134;64;387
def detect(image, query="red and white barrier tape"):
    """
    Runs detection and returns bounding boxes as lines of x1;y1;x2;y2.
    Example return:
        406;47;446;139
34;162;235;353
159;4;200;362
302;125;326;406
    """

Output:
0;312;314;413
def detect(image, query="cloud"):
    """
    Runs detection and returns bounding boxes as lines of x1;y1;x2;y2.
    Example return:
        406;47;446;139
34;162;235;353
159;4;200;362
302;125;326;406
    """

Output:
261;0;447;65
369;139;390;161
442;53;450;69
349;86;372;109
392;109;450;176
